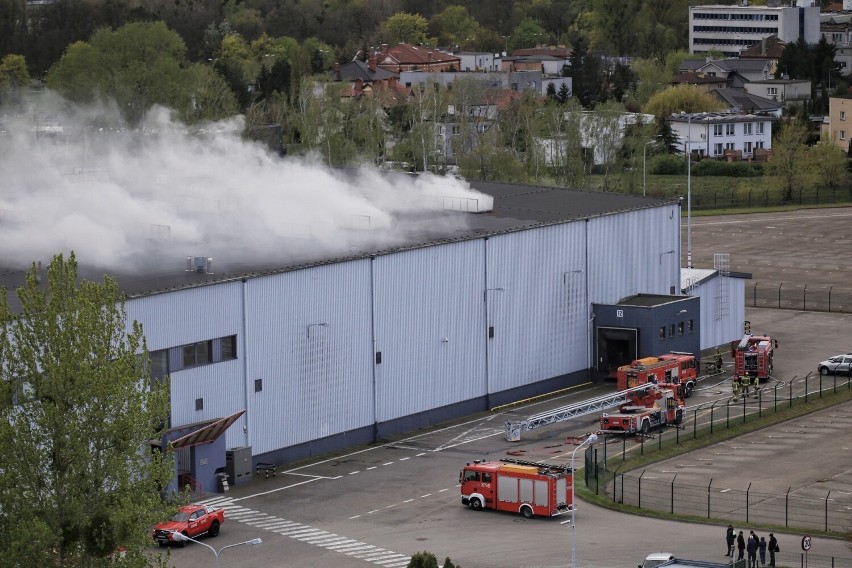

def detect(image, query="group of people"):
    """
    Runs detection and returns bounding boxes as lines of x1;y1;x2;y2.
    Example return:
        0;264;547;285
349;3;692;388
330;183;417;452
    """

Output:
726;525;779;567
731;375;760;401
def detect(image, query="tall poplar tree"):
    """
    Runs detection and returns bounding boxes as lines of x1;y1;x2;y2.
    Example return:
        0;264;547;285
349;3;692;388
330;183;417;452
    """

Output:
0;253;173;567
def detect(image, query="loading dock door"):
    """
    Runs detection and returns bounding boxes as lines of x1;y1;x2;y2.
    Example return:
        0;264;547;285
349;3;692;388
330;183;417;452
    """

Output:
596;326;637;379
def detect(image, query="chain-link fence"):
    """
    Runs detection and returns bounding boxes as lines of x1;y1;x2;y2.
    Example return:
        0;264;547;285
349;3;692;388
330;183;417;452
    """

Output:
749;283;852;314
583;374;852;537
647;183;852;212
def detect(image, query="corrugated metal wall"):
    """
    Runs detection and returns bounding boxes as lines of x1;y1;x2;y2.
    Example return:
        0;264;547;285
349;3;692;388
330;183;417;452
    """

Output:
127;203;686;458
243;260;375;455
485;223;588;393
693;275;746;350
372;241;486;422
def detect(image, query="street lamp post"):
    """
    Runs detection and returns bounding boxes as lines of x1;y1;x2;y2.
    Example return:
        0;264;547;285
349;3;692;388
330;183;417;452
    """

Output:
169;532;262;568
502;35;510;56
563;432;598;568
643;139;656;197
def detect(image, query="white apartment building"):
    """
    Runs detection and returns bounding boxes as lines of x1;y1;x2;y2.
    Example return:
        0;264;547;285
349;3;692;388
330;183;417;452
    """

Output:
689;1;820;57
669;112;773;159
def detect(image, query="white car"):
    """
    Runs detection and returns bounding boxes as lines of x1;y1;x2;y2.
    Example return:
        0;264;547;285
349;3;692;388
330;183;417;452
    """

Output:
639;552;675;568
817;354;852;375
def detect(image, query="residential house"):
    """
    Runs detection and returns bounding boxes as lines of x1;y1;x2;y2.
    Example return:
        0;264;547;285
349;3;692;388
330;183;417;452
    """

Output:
696;59;775;83
739;34;786;65
330;60;410;107
375;44;460;73
689;1;819;57
456;51;499;72
743;78;811;104
819;12;852;76
669;112;773;160
437;89;521;164
671;71;728;92
399;70;571;97
538;112;655;167
710;88;783;117
822;94;852;151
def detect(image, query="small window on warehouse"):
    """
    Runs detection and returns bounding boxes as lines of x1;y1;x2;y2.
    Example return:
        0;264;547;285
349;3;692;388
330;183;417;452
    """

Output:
220;335;237;360
659;327;666;339
688;319;694;332
183;340;213;368
678;322;685;336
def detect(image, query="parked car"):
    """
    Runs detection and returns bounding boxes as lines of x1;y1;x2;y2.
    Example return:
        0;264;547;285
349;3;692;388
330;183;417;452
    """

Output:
151;504;224;546
640;552;675;568
817;353;852;376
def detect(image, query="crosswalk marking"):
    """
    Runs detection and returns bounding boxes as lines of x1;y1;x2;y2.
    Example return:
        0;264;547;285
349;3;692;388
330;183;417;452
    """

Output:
199;497;411;567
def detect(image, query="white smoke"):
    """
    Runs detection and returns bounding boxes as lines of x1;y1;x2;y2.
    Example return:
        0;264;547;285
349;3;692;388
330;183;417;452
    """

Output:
0;97;494;274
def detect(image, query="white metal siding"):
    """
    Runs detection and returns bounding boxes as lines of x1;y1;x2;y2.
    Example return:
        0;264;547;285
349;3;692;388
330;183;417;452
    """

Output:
485;224;588;392
586;206;681;305
243;261;374;454
373;241;486;422
125;283;244;350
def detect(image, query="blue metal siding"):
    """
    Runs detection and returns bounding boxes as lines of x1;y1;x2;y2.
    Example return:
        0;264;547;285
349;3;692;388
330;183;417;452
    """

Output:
693;275;746;350
242;261;374;455
372;241;486;422
485;223;589;393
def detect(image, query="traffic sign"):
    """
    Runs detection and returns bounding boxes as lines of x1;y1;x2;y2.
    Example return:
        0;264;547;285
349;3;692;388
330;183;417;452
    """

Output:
801;535;812;551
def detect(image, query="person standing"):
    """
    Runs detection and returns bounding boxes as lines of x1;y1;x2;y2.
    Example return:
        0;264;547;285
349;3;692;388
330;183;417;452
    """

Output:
737;531;746;561
726;524;736;556
759;536;767;566
747;531;758;568
768;534;778;567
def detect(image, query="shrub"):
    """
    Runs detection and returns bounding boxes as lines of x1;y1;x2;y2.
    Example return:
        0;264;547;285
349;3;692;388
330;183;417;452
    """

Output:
691;160;760;177
650;154;686;175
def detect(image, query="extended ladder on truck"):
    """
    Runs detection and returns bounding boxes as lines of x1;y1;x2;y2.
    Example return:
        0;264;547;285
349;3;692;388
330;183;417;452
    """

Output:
499;458;571;474
504;384;654;441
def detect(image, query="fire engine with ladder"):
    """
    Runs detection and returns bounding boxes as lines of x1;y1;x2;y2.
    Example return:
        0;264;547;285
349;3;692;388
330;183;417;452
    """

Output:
730;331;777;381
616;352;698;398
600;383;684;435
460;458;573;518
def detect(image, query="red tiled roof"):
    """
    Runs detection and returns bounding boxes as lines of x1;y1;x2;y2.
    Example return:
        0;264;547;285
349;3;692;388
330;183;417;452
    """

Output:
379;43;459;65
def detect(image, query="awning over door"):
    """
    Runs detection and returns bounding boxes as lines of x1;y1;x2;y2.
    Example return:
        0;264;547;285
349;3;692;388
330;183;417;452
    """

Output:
169;409;246;449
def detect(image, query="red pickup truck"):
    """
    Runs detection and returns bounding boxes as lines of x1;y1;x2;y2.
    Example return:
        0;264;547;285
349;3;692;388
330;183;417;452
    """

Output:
152;504;224;546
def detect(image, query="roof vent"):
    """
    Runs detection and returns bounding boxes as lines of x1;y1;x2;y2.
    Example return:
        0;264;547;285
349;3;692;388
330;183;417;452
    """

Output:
186;256;214;274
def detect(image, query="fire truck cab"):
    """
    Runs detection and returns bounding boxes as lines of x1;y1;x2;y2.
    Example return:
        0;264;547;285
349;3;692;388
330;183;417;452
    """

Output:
459;459;572;519
600;383;684;434
730;333;776;380
616;352;698;398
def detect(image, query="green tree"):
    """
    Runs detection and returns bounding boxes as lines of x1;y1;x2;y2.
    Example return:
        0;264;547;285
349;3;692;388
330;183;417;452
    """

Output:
408;551;439;568
809;140;848;196
765;121;810;202
429;6;481;50
0;53;30;108
46;22;189;126
643;84;726;118
510;19;547;51
0;253;173;567
381;12;430;45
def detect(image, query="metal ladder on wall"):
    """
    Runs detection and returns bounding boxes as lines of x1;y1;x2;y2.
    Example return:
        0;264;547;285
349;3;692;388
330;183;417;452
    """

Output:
715;252;730;320
504;384;653;441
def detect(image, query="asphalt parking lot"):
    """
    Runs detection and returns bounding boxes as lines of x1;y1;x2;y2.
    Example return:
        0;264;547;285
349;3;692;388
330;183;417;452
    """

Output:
162;209;852;568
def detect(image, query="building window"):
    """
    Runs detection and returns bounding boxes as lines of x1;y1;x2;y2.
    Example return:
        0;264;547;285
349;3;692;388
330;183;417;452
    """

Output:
744;141;753;153
713;143;723;156
842;111;847;121
221;335;237;360
688;319;694;332
757;122;765;134
183;340;212;368
744;123;753;135
659;326;666;339
725;142;735;151
713;124;723;136
678;322;685;336
767;87;777;96
841;131;847;141
725;123;735;136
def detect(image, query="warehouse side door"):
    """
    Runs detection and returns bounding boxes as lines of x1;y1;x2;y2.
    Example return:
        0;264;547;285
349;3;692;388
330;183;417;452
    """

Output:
596;326;637;380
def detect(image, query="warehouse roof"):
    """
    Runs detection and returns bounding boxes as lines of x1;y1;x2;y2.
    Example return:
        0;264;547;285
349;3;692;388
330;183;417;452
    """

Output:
0;178;676;310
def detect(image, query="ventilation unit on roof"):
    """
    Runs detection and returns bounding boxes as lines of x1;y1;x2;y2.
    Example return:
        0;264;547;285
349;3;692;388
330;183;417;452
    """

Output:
185;256;214;274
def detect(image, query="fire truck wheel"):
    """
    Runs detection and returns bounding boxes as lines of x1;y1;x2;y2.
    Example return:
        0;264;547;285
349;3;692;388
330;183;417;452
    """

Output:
684;384;694;398
520;505;534;519
469;497;483;511
641;420;650;435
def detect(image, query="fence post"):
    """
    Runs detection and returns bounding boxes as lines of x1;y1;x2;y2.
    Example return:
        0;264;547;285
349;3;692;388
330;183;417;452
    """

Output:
727;398;731;428
612;465;622;503
622;435;626;461
659;428;663;450
778;283;782;309
826;490;831;531
774;379;781;413
742;395;747;424
786;486;791;527
707;478;713;519
638;470;646;509
746;482;751;523
710;401;716;434
758;386;762;417
789;376;794;408
828;285;833;312
753;282;758;307
803;284;807;311
693;406;699;439
819;370;823;399
671;473;677;514
805;373;809;404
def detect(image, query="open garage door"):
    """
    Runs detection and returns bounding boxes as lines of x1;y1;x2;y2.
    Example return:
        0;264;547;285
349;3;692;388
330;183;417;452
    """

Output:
596;326;637;379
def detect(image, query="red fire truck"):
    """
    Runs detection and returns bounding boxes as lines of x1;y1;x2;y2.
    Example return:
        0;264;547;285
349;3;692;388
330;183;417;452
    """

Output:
730;333;777;380
459;458;572;518
600;383;684;434
616;352;698;398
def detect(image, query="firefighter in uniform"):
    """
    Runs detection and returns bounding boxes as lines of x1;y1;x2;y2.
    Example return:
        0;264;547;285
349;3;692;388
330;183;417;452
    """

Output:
741;375;750;398
751;375;760;399
732;376;741;401
714;349;723;373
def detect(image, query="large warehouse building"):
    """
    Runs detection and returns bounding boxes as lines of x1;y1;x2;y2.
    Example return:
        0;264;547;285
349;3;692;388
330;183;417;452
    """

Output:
1;175;744;494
